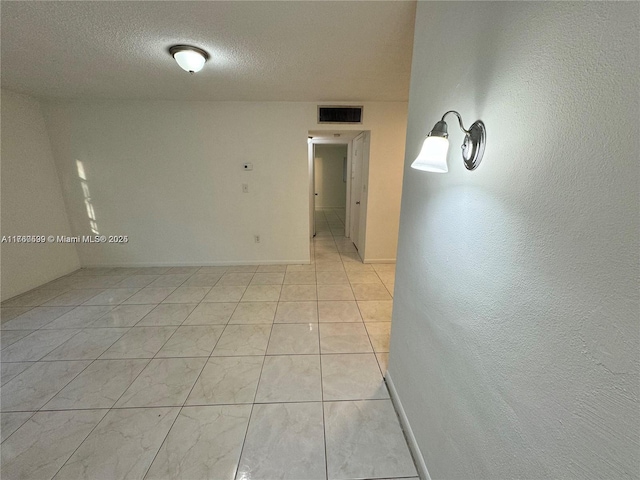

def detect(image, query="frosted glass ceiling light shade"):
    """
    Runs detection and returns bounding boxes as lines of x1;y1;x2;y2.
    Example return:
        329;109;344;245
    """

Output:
169;45;209;73
412;111;486;173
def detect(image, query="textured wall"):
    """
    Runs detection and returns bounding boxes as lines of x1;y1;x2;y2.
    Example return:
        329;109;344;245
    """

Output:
1;90;80;300
390;2;639;479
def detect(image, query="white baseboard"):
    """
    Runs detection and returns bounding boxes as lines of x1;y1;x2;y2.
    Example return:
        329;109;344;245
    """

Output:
363;258;396;264
79;259;311;268
386;371;431;480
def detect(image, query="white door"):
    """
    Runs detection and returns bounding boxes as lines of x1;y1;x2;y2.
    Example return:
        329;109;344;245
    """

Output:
350;133;364;251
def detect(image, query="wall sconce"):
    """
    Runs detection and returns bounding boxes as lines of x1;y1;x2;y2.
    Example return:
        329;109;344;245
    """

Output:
169;45;209;73
411;111;486;173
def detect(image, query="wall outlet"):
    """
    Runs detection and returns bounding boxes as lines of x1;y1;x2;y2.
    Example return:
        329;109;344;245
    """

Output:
242;184;249;193
243;163;253;171
254;235;260;243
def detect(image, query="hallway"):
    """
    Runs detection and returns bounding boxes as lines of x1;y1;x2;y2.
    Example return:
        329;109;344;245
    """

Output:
0;211;415;480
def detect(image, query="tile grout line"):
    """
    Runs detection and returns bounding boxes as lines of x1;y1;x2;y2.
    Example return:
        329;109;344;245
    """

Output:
233;272;276;480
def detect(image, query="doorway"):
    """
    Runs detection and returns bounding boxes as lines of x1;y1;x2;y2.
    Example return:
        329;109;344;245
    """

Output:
308;131;370;261
314;144;348;237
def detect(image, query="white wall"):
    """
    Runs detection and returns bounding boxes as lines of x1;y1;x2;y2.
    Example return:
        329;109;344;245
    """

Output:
314;144;347;208
42;101;406;266
1;90;80;300
390;2;639;479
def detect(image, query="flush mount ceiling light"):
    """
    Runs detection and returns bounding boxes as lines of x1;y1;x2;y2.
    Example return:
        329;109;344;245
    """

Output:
411;111;486;173
169;45;209;73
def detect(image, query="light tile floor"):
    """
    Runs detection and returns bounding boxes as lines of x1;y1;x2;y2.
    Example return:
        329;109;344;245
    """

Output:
0;208;416;480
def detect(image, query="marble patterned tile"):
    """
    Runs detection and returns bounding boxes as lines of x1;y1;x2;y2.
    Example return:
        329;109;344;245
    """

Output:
186;356;263;405
371;264;397;273
115;357;206;407
317;285;355;301
319;323;373;354
136;303;197;326
240;285;282;302
1;306;74;330
226;265;259;273
183;302;237;325
99;326;177;359
1;361;33;386
357;300;393;322
1;306;33;323
376;271;396;284
149;273;192;287
1;329;34;350
197;266;229;275
280;284;317;301
318;301;362;323
0;410;107;480
257;265;287;272
155;325;225;357
211;325;271;356
376;352;389;374
202;286;246;303
43;328;129;361
1;329;80;362
73;275;129;289
250;273;285;285
316;270;349;285
2;289;67;307
365;322;392;353
55;407;180;480
216;273;254;286
274;301;318;323
1;411;33;442
121;287;176;304
88;304;155;327
352;283;392;301
324;400;417;480
145;405;252;480
255;355;322;402
82;288;140;306
166;266;200;275
115;274;159;288
162;287;211;304
267;323;319;355
314;262;345;272
286;264;316;272
44;359;149;410
342;262;374;272
183;273;223;287
284;271;317;285
237;402;326;480
1;360;90;411
346;271;384;285
322;354;389;401
229;302;277;324
42;306;114;329
42;289;105;307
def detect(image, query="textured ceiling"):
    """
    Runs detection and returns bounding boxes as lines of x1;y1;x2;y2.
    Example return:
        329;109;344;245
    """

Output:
1;1;416;101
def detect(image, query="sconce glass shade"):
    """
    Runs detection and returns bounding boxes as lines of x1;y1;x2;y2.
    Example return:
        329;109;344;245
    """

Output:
411;136;450;173
170;45;209;73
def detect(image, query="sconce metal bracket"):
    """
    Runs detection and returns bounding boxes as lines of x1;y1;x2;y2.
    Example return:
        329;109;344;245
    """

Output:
462;120;486;170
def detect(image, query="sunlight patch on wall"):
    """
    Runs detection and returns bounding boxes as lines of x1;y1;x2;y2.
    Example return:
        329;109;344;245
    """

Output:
76;159;100;235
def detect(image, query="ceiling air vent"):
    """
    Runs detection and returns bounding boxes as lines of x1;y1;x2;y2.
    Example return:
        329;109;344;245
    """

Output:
318;106;363;124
